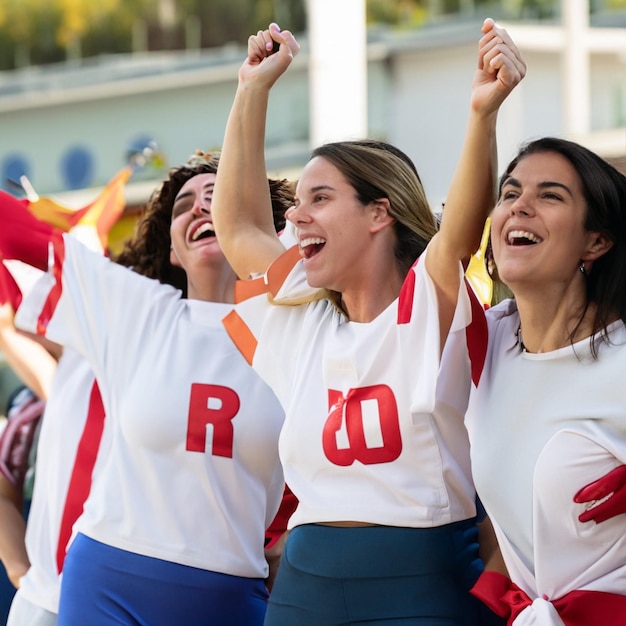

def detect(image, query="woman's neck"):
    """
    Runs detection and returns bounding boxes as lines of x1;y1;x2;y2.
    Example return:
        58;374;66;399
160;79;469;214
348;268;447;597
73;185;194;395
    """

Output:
341;268;404;323
515;293;593;353
187;266;237;303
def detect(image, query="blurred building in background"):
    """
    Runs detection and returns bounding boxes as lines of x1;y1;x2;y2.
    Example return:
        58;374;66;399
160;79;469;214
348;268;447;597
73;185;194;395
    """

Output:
0;2;624;616
0;0;624;406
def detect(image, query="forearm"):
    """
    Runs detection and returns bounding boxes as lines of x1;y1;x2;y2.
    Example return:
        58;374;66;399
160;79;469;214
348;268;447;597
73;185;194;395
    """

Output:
424;108;498;347
0;490;29;589
440;108;498;262
213;84;285;279
0;324;56;400
478;517;508;575
433;18;525;272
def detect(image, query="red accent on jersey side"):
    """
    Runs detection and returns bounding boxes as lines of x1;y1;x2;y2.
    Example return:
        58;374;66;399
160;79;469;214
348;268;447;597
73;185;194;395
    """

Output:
36;233;66;336
266;246;301;297
265;485;298;550
55;381;105;573
464;278;488;386
235;276;268;303
397;261;417;325
222;310;257;366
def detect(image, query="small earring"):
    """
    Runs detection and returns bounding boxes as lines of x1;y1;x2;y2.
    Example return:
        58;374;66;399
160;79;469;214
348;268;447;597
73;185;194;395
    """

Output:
580;262;586;275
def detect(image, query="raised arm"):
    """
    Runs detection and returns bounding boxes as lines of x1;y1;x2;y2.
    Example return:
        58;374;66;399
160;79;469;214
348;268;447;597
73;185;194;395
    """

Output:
212;23;300;279
426;19;526;333
0;308;58;402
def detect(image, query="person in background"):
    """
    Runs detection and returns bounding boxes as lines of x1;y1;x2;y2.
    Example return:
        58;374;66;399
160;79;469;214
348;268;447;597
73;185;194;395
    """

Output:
0;380;45;617
0;264;51;596
0;172;130;626
211;19;524;625
2;151;293;625
467;137;626;624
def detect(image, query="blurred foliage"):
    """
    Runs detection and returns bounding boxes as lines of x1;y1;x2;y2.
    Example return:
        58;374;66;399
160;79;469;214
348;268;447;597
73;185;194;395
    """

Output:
367;0;428;27
0;0;623;70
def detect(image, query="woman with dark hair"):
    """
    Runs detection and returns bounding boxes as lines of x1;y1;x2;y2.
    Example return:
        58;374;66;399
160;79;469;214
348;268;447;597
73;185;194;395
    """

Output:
1;152;293;625
467;137;626;623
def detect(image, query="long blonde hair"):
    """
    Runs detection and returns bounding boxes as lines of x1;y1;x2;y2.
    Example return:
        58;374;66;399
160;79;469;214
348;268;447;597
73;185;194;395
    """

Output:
312;140;437;278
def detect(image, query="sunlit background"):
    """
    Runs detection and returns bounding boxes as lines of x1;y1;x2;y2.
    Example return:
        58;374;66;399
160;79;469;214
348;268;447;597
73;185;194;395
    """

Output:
0;0;623;205
0;0;625;405
0;1;624;370
0;1;625;619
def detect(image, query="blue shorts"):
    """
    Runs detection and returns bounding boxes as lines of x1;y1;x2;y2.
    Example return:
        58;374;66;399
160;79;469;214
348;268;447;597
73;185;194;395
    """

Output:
265;519;503;626
58;533;268;626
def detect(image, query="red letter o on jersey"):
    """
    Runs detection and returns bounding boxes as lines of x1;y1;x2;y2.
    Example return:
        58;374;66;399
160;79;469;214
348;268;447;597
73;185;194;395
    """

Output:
323;385;402;466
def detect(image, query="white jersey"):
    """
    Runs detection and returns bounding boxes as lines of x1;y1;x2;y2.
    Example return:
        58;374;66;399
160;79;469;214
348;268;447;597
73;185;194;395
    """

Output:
467;299;626;604
15;234;285;578
15;349;106;614
224;244;487;529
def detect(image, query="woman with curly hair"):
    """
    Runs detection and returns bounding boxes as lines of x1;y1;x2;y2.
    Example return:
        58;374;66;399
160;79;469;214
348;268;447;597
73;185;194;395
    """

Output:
1;151;293;625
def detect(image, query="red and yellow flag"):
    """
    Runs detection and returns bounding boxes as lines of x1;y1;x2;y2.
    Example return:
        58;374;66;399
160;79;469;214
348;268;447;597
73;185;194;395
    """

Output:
24;166;133;250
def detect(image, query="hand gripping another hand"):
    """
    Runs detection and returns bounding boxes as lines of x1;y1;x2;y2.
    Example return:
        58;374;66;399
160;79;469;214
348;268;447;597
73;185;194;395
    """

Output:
574;465;626;524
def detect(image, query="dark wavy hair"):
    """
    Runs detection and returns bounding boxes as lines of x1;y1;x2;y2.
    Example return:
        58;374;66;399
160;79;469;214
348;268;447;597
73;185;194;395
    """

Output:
497;137;626;355
114;151;294;297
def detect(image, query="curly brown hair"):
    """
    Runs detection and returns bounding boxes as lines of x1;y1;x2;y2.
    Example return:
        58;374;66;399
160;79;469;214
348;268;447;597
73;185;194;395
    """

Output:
114;151;294;297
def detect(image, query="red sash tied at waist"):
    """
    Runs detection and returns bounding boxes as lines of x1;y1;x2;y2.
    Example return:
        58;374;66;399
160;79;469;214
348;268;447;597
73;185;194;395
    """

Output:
471;570;626;626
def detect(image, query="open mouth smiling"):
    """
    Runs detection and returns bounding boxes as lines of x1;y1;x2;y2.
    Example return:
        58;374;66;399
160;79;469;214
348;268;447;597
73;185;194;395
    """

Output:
190;222;215;242
507;229;543;246
299;236;326;259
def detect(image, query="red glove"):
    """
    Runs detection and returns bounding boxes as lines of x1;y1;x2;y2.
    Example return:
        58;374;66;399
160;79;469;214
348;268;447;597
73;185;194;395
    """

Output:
265;486;298;550
0;261;23;310
0;190;56;270
574;465;626;523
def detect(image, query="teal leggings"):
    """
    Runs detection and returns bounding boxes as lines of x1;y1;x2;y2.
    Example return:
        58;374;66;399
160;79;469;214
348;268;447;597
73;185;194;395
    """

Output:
265;519;503;626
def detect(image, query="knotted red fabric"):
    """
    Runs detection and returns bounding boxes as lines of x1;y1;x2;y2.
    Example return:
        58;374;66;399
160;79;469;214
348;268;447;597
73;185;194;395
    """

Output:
471;570;626;626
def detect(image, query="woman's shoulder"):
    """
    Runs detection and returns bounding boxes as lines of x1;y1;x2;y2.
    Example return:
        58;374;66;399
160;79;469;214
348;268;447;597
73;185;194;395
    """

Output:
485;298;520;338
486;298;518;320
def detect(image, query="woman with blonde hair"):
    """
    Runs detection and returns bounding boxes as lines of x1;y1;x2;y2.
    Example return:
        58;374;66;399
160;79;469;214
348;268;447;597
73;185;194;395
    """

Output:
211;19;525;625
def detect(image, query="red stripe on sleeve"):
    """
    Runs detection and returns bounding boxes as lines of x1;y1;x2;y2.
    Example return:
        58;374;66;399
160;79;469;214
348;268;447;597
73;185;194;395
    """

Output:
55;381;106;573
464;278;488;386
397;261;418;325
36;233;66;336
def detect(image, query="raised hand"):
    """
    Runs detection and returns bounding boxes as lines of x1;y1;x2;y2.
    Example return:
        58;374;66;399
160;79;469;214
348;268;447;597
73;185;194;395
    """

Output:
239;22;300;90
574;465;626;524
472;18;527;117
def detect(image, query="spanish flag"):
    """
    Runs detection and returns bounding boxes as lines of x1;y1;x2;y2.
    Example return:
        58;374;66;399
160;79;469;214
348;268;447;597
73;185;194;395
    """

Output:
24;165;133;250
